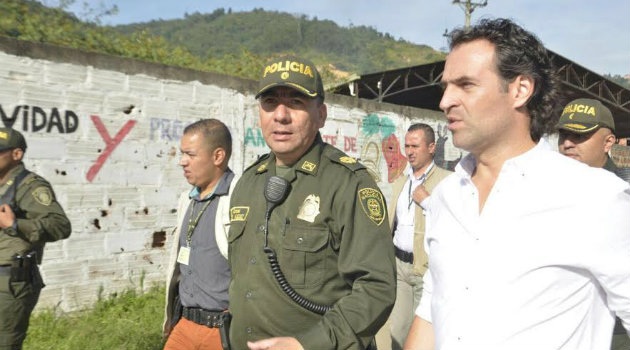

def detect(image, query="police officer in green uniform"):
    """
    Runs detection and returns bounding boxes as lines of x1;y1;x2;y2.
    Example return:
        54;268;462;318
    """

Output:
228;56;396;350
0;128;71;350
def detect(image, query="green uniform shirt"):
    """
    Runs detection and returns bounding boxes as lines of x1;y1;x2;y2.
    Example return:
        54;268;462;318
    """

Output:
0;164;71;265
228;135;396;349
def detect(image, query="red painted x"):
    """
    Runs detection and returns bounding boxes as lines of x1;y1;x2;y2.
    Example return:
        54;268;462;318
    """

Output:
86;115;137;182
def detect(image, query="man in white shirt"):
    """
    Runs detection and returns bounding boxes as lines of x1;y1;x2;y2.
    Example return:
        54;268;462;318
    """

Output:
386;124;450;349
404;18;630;350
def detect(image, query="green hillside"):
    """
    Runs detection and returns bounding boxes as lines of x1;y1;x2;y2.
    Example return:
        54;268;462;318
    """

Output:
1;1;446;86
114;8;446;77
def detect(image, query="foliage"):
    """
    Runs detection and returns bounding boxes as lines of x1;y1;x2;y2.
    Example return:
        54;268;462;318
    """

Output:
115;8;446;76
23;286;165;350
0;0;264;80
604;74;630;89
0;1;445;88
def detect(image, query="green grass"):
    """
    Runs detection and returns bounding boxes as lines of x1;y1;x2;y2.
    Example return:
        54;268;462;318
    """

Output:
24;286;166;350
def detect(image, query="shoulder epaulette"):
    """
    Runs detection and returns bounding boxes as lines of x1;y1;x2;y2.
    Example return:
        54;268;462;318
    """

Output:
324;146;366;172
244;153;271;173
21;173;40;186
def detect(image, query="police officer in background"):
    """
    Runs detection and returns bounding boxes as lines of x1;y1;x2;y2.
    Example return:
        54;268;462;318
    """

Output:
0;128;71;349
228;56;396;350
557;99;630;350
558;98;621;174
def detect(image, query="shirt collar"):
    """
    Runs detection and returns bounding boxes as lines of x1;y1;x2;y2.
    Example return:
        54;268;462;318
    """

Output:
406;161;435;181
189;169;234;200
255;133;324;176
455;138;550;179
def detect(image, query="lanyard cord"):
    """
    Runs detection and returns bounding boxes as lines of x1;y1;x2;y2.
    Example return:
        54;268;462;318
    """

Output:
185;198;212;246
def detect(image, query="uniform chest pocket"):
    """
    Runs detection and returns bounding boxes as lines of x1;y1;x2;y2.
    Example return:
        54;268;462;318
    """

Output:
281;225;329;288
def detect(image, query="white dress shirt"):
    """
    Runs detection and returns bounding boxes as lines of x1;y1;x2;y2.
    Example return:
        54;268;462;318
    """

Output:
393;162;434;252
417;140;630;350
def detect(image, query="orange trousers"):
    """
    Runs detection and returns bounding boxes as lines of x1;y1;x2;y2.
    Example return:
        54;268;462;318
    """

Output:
164;317;223;350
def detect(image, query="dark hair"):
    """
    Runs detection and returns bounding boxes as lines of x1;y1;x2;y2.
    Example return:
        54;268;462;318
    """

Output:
184;119;232;163
408;123;436;144
448;18;561;141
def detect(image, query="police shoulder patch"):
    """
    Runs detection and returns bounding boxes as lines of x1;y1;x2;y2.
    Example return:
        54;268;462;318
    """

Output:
358;188;385;226
32;186;53;206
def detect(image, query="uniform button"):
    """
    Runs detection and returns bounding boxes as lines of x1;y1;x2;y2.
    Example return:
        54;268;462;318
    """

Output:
187;270;192;275
246;291;252;299
258;224;265;231
297;237;304;244
250;257;256;264
189;293;193;298
246;327;252;334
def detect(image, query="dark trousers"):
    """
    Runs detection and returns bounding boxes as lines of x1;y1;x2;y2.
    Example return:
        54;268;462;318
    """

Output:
0;273;41;350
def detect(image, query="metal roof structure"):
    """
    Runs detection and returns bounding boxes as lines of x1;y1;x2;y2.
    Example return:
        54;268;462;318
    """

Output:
334;50;630;138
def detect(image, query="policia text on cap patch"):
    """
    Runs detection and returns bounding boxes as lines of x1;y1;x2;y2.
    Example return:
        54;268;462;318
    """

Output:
256;55;324;99
562;103;596;117
263;60;314;79
557;98;615;134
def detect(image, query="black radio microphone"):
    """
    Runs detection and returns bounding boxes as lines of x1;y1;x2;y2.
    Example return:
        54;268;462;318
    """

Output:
263;176;290;247
264;176;290;210
261;175;332;315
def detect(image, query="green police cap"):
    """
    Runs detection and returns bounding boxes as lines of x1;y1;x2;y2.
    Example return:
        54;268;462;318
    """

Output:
557;98;615;134
256;55;325;100
0;128;27;151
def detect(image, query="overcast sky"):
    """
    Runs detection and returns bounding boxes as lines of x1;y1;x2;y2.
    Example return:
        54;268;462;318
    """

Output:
62;0;629;76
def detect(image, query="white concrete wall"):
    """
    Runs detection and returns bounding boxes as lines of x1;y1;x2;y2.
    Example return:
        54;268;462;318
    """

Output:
0;42;459;312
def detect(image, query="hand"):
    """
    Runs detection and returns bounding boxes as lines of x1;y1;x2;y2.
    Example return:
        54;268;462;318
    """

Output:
247;337;304;350
412;185;430;205
0;204;16;229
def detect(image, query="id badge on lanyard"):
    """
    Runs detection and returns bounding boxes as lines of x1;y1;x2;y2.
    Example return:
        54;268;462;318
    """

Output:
177;199;212;266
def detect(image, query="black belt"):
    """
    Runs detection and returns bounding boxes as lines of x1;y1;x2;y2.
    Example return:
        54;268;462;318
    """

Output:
395;246;414;264
182;306;225;328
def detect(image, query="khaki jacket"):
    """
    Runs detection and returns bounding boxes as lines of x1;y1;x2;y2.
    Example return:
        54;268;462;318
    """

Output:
162;175;238;337
388;165;451;276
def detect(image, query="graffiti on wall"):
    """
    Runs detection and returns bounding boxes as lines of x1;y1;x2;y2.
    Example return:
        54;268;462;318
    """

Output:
150;118;187;141
434;124;462;171
0;104;79;133
360;141;382;181
322;134;358;153
245;127;266;147
358;114;463;183
381;134;407;183
245;127;359;153
360;114;407;183
86;115;136;182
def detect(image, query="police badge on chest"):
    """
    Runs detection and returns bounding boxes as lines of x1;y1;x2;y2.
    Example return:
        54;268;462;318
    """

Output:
297;194;320;223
